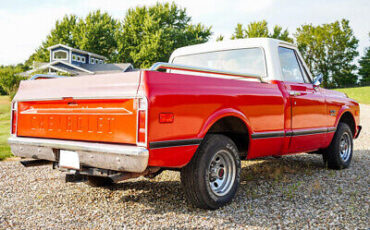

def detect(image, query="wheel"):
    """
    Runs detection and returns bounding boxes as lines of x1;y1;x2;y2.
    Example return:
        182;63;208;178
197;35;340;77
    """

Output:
181;134;241;210
322;122;353;169
86;176;114;187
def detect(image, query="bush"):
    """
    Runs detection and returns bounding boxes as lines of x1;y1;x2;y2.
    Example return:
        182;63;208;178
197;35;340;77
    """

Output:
0;65;28;99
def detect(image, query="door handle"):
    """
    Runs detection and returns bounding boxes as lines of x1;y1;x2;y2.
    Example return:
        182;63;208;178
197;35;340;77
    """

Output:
289;91;302;96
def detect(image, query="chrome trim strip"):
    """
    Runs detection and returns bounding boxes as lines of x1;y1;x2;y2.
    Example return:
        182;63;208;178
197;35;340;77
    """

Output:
327;127;337;132
251;131;285;139
136;96;149;147
252;127;337;139
292;128;328;136
10;101;18;136
13;95;140;102
149;138;203;149
150;62;264;82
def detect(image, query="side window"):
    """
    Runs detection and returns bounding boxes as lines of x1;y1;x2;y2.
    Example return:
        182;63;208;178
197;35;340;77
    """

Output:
296;55;311;83
278;47;305;83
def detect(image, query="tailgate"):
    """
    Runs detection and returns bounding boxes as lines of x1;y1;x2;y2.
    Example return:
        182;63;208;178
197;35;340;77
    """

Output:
13;72;142;144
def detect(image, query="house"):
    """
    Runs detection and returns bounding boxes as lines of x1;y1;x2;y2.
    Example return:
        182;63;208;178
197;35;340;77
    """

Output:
22;44;134;76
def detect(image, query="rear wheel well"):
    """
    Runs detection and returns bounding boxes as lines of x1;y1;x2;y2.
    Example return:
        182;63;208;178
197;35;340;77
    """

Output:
207;116;249;159
338;112;355;136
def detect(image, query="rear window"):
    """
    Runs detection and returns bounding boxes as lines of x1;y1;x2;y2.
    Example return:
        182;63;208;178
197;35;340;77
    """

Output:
172;48;266;77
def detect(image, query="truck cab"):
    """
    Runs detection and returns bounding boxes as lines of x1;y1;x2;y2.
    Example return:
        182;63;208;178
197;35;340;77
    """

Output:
9;38;361;209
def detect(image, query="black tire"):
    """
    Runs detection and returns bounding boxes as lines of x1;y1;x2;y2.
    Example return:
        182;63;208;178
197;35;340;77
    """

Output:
181;134;241;210
322;122;353;170
86;176;114;187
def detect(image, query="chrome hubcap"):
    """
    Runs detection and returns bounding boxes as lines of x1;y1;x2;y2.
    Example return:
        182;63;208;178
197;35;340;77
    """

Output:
339;132;351;162
208;150;236;196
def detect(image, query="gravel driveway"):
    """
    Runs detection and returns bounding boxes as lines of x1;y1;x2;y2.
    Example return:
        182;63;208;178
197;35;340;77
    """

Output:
1;105;369;229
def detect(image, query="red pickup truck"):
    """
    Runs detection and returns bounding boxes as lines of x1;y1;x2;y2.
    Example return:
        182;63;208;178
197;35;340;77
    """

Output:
9;38;361;209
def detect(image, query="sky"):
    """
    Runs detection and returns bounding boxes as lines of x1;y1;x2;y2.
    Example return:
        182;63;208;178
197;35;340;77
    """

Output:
0;0;369;65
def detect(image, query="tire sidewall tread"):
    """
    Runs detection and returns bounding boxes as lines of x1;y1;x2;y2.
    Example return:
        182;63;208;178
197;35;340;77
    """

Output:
323;122;353;170
181;134;241;209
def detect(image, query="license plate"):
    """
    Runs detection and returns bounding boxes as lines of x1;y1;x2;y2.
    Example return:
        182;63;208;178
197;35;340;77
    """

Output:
59;150;80;170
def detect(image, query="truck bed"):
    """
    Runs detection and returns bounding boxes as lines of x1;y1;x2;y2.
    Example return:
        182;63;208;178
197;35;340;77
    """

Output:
13;72;142;145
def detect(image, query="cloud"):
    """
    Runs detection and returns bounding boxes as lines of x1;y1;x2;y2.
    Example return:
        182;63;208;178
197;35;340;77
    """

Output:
0;6;72;65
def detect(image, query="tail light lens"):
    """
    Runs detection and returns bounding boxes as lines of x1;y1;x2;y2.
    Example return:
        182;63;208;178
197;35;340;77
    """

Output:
137;98;147;146
11;102;17;135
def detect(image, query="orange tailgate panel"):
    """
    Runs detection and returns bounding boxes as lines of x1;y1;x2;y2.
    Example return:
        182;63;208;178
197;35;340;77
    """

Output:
17;99;137;144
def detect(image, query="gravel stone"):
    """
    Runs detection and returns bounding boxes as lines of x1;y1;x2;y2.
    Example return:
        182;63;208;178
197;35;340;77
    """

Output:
0;105;369;229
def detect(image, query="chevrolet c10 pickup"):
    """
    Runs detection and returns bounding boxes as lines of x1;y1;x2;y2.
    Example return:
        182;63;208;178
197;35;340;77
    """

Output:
9;38;361;209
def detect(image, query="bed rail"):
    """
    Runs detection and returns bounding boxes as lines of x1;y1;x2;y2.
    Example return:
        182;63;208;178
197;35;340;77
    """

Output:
149;62;264;82
30;74;68;80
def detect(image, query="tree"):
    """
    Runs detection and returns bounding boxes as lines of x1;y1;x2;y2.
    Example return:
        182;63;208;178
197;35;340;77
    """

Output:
295;19;359;88
358;33;370;86
73;10;119;60
26;15;78;66
231;20;293;42
216;35;224;42
26;12;119;65
115;3;212;68
0;64;28;97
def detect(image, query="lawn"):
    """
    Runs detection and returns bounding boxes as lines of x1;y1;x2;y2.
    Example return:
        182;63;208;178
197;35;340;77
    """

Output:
0;96;12;160
336;86;370;105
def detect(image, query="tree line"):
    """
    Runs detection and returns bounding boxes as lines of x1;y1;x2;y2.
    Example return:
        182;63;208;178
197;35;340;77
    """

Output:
1;2;369;96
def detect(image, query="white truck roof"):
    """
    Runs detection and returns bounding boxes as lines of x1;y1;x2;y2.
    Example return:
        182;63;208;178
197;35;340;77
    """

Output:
169;38;312;82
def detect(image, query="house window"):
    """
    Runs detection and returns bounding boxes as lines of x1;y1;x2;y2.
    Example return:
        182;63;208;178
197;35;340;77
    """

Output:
77;56;81;62
90;58;94;64
53;50;68;60
81;57;86;63
99;60;103;64
72;55;77;61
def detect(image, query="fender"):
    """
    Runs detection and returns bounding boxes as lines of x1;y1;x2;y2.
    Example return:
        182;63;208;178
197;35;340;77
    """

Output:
334;105;356;128
197;108;252;138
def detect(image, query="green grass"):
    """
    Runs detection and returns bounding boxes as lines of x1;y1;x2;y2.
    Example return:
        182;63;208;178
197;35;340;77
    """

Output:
336;86;370;105
0;96;12;160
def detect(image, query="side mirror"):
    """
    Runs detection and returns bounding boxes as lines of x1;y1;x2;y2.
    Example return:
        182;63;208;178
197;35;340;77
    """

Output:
313;73;323;87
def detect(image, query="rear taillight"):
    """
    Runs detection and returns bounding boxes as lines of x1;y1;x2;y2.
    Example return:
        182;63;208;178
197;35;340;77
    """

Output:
137;97;147;146
11;102;17;135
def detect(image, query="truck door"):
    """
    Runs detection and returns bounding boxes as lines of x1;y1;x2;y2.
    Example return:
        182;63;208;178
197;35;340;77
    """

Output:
278;47;327;153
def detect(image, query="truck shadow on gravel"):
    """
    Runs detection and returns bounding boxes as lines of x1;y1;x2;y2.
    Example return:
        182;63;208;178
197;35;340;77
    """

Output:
105;154;328;214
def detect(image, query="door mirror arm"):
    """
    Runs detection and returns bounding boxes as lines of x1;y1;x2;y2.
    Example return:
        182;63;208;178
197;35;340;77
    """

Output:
313;73;323;88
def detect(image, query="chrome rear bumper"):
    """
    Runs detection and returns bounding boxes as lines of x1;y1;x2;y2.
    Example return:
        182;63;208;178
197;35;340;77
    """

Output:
8;136;149;173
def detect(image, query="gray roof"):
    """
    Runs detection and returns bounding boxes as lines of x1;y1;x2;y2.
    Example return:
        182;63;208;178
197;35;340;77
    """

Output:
51;65;85;75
